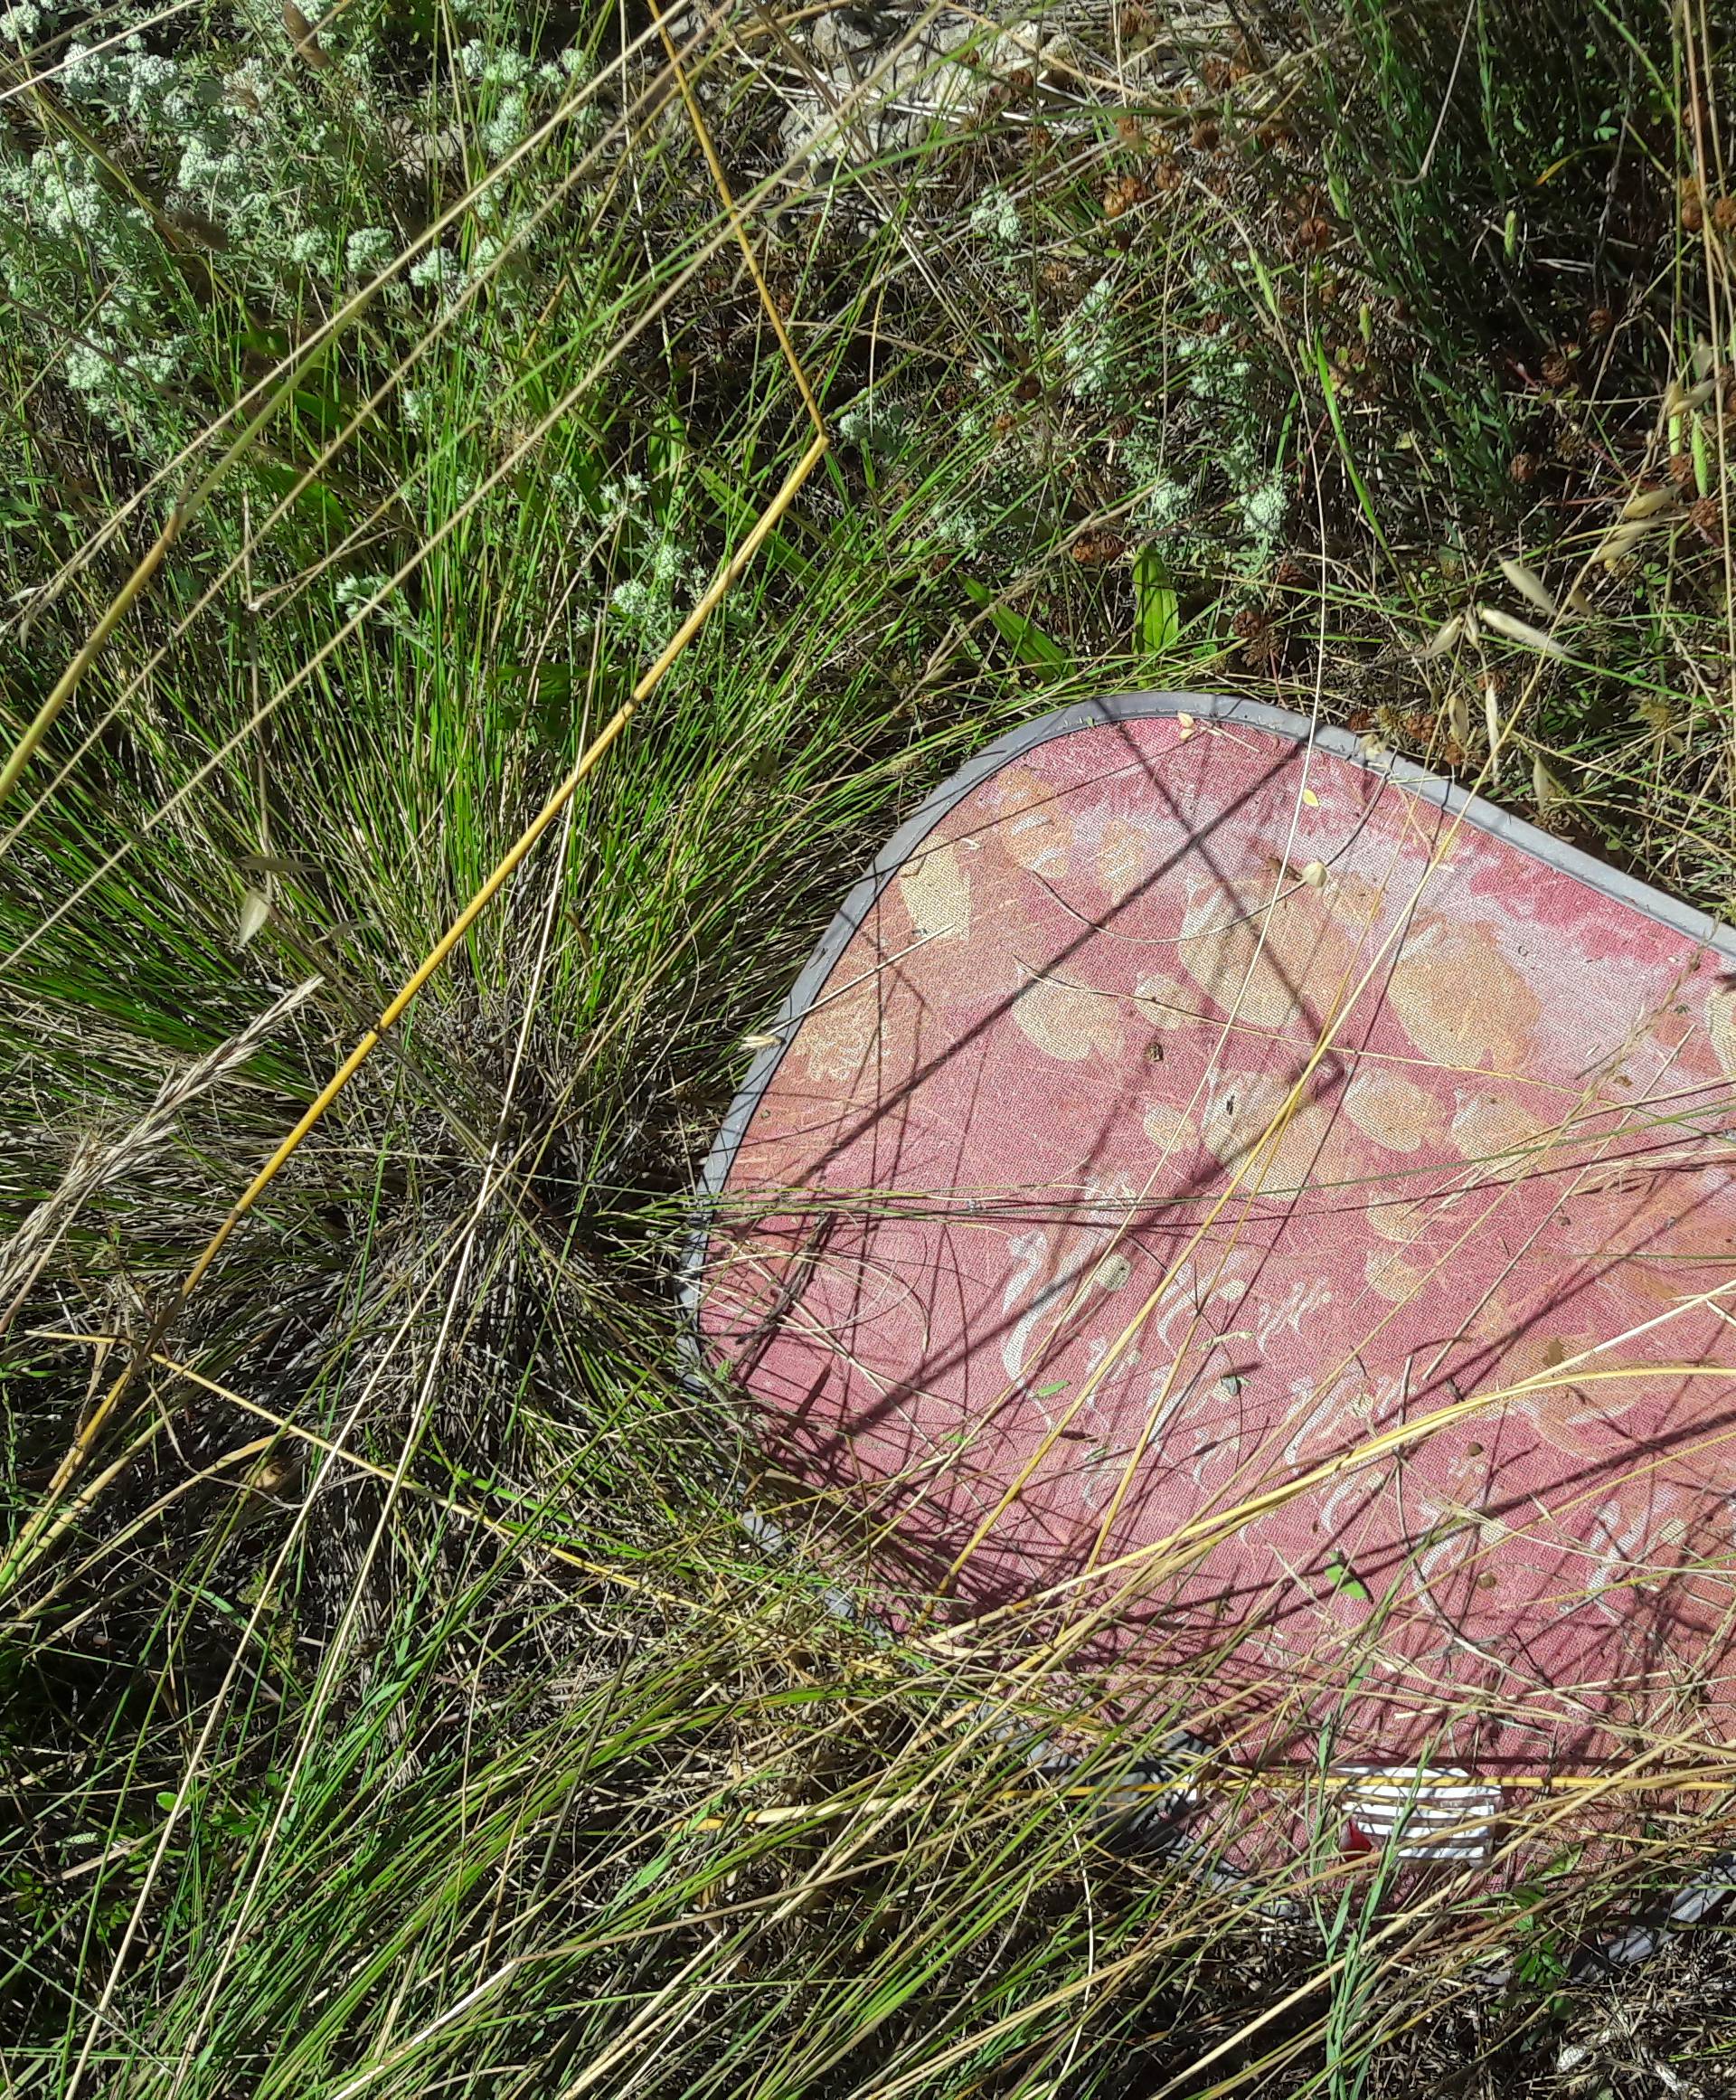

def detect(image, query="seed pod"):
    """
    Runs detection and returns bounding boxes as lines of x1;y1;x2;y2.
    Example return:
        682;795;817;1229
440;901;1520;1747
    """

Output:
1497;556;1557;617
237;890;270;946
283;0;330;66
1478;605;1568;659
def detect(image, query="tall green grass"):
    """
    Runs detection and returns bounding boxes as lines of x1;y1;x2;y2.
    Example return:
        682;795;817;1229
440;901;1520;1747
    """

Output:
3;0;1735;2092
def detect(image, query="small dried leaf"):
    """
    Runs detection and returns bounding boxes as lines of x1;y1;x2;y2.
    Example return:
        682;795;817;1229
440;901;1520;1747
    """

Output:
1300;859;1326;889
1420;613;1463;658
1665;374;1717;415
1620;486;1678;522
283;1;330;65
1597;519;1656;566
1447;688;1470;745
1532;752;1568;810
1497;556;1557;617
1477;604;1569;659
741;1033;780;1050
1300;787;1319;807
1484;681;1502;773
237;890;270;946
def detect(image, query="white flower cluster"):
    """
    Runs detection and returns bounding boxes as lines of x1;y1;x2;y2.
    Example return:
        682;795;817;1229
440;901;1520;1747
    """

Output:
968;186;1021;249
460;38;590;161
835;393;908;454
1061;277;1119;404
0;139;187;433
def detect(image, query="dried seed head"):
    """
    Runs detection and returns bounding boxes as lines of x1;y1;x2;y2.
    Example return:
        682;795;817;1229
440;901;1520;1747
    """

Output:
1532;752;1568;811
1192;118;1222;152
1497;555;1557;617
1420;613;1464;658
1296;215;1335;256
1586;304;1617;336
1691;495;1725;540
1684;196;1705;233
1508;450;1539;485
1620;485;1678;521
1478;604;1567;658
1668;450;1697;490
1541;347;1574;389
237;891;271;946
1714;195;1736;234
282;0;329;64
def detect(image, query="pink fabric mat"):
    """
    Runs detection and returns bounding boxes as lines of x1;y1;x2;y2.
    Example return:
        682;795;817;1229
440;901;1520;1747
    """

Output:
694;701;1736;1841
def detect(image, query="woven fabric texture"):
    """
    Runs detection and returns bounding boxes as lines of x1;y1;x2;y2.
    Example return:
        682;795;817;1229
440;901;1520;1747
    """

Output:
696;707;1736;1810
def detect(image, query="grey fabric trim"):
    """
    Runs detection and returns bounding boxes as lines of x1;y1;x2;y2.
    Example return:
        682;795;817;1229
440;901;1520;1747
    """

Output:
682;686;1736;1310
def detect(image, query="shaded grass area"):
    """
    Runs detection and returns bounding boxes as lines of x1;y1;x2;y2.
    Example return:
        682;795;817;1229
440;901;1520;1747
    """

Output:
4;0;1736;2092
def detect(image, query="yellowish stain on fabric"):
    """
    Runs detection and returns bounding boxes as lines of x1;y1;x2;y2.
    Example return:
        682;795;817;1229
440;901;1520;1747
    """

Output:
897;839;971;944
988;767;1074;873
1177;884;1356;1033
1097;817;1151;906
1450;1088;1545;1168
1012;976;1122;1062
1386;917;1541;1071
1133;970;1203;1030
1363;1244;1430;1304
1143;1101;1195;1154
1198;1070;1332;1191
795;983;880;1084
1705;985;1736;1082
1342;1068;1442;1154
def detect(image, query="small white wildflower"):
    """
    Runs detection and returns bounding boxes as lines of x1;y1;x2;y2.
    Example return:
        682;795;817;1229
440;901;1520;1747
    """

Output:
0;2;42;39
175;132;242;201
596;473;647;525
344;225;396;278
459;37;487;79
408;244;461;292
1238;476;1288;541
335;572;394;620
968;185;1020;247
480;90;528;159
63;343;113;394
286;228;326;266
1061;277;1118;403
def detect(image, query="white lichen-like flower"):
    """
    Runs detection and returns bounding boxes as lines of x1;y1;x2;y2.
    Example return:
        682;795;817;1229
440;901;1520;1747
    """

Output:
968;186;1021;248
0;2;43;40
344;225;396;278
176;131;242;202
1238;475;1288;541
480;90;528;159
1061;276;1119;403
835;392;907;452
408;244;461;292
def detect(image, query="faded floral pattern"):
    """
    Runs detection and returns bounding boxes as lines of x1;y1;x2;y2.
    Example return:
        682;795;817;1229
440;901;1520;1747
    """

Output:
697;710;1736;1848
